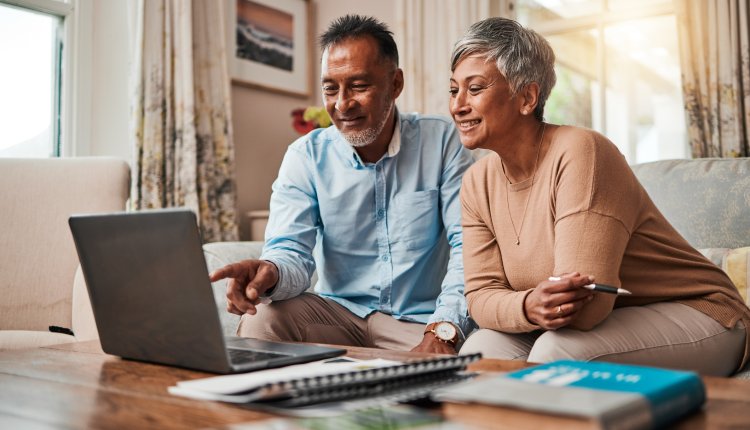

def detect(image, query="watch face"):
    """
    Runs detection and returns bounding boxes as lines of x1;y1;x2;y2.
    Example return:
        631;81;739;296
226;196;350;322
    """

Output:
435;323;457;340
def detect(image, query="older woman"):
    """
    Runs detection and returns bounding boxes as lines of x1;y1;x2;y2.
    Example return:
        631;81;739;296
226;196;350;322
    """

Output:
451;17;750;376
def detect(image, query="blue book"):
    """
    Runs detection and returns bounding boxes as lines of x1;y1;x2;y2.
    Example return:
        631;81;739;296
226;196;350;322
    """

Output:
433;360;705;429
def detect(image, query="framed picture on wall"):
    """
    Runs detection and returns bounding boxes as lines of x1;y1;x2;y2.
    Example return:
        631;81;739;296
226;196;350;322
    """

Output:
226;0;310;97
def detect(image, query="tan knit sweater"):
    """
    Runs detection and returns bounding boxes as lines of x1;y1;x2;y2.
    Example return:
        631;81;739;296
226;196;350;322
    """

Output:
461;125;750;367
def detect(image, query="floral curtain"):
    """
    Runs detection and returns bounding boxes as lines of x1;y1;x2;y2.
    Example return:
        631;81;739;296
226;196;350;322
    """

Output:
131;0;239;242
675;0;750;158
394;0;513;115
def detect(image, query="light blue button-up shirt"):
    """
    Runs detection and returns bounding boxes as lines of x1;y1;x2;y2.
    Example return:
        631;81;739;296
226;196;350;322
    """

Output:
260;112;475;336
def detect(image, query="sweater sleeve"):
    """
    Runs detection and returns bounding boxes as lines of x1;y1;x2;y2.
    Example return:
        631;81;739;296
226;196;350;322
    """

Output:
551;130;642;330
461;165;540;333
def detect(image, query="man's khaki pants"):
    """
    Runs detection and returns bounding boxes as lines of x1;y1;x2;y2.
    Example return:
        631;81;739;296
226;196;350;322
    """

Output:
237;293;426;351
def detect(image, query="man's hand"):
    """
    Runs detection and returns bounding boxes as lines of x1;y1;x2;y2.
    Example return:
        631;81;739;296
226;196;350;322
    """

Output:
524;272;595;330
209;259;279;316
410;333;457;355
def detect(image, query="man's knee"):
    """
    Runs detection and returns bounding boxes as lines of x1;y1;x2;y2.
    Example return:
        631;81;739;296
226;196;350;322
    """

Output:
237;301;300;341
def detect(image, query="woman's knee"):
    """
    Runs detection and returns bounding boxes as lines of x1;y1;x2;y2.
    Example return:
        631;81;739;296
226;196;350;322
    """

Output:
460;328;534;360
460;329;491;355
527;330;581;363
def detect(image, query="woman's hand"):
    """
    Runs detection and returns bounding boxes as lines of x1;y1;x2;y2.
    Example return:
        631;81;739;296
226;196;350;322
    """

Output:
524;272;595;330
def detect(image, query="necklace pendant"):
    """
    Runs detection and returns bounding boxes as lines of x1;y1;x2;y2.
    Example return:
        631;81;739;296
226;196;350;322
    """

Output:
515;239;520;245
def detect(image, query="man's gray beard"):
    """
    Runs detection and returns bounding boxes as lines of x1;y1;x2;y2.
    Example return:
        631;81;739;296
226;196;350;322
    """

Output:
341;101;394;148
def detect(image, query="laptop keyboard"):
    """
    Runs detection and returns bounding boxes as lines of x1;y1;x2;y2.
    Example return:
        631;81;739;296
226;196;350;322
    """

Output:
228;348;289;364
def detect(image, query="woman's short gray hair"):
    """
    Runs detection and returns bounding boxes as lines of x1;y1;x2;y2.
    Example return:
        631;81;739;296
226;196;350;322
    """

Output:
451;17;556;121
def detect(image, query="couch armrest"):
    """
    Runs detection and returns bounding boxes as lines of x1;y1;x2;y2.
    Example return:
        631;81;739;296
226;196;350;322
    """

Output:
203;241;265;337
72;265;99;342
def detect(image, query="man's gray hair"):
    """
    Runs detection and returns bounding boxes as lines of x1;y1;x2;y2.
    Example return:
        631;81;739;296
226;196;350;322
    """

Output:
451;17;556;121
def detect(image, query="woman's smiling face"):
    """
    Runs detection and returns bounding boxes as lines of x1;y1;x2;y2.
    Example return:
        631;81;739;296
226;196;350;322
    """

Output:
449;56;522;151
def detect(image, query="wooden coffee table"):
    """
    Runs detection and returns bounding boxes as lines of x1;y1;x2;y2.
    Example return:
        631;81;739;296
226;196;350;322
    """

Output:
0;341;748;428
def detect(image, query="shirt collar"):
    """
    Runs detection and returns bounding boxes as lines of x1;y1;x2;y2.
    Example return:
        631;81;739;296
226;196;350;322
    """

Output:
386;110;401;158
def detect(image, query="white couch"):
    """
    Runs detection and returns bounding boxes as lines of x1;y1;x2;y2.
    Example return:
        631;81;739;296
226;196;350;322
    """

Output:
0;158;130;349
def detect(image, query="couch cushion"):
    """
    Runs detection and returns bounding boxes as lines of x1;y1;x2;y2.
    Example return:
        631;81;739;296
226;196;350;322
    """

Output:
698;248;732;267
0;330;74;350
631;158;750;249
698;247;750;305
724;247;750;305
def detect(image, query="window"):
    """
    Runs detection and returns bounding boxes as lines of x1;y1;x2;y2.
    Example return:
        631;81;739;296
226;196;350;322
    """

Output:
515;0;687;163
0;0;73;158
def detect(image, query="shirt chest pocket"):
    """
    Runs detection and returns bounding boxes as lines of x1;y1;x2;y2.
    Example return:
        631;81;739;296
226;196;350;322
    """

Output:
390;190;441;250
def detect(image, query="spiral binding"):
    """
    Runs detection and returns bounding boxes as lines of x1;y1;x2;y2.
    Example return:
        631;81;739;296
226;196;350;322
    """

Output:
255;353;482;407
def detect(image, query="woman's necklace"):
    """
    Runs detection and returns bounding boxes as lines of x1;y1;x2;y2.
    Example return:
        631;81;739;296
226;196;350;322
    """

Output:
499;123;546;246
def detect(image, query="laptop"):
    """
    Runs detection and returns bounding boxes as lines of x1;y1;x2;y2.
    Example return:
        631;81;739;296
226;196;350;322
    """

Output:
69;209;345;374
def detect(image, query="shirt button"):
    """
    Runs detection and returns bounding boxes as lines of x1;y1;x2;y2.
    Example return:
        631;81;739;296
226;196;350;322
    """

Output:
381;254;389;262
377;209;384;219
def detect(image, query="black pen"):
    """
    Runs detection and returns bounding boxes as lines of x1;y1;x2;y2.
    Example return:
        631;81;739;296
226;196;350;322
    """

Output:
582;283;631;295
548;277;632;295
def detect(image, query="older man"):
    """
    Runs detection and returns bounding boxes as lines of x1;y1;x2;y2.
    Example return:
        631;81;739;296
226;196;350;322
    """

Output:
211;15;474;354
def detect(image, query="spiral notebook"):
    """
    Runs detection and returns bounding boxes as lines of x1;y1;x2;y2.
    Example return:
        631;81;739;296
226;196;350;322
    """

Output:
169;353;481;416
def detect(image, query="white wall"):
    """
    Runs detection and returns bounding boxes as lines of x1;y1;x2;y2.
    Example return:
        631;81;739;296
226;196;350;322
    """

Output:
88;1;132;161
70;0;132;161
